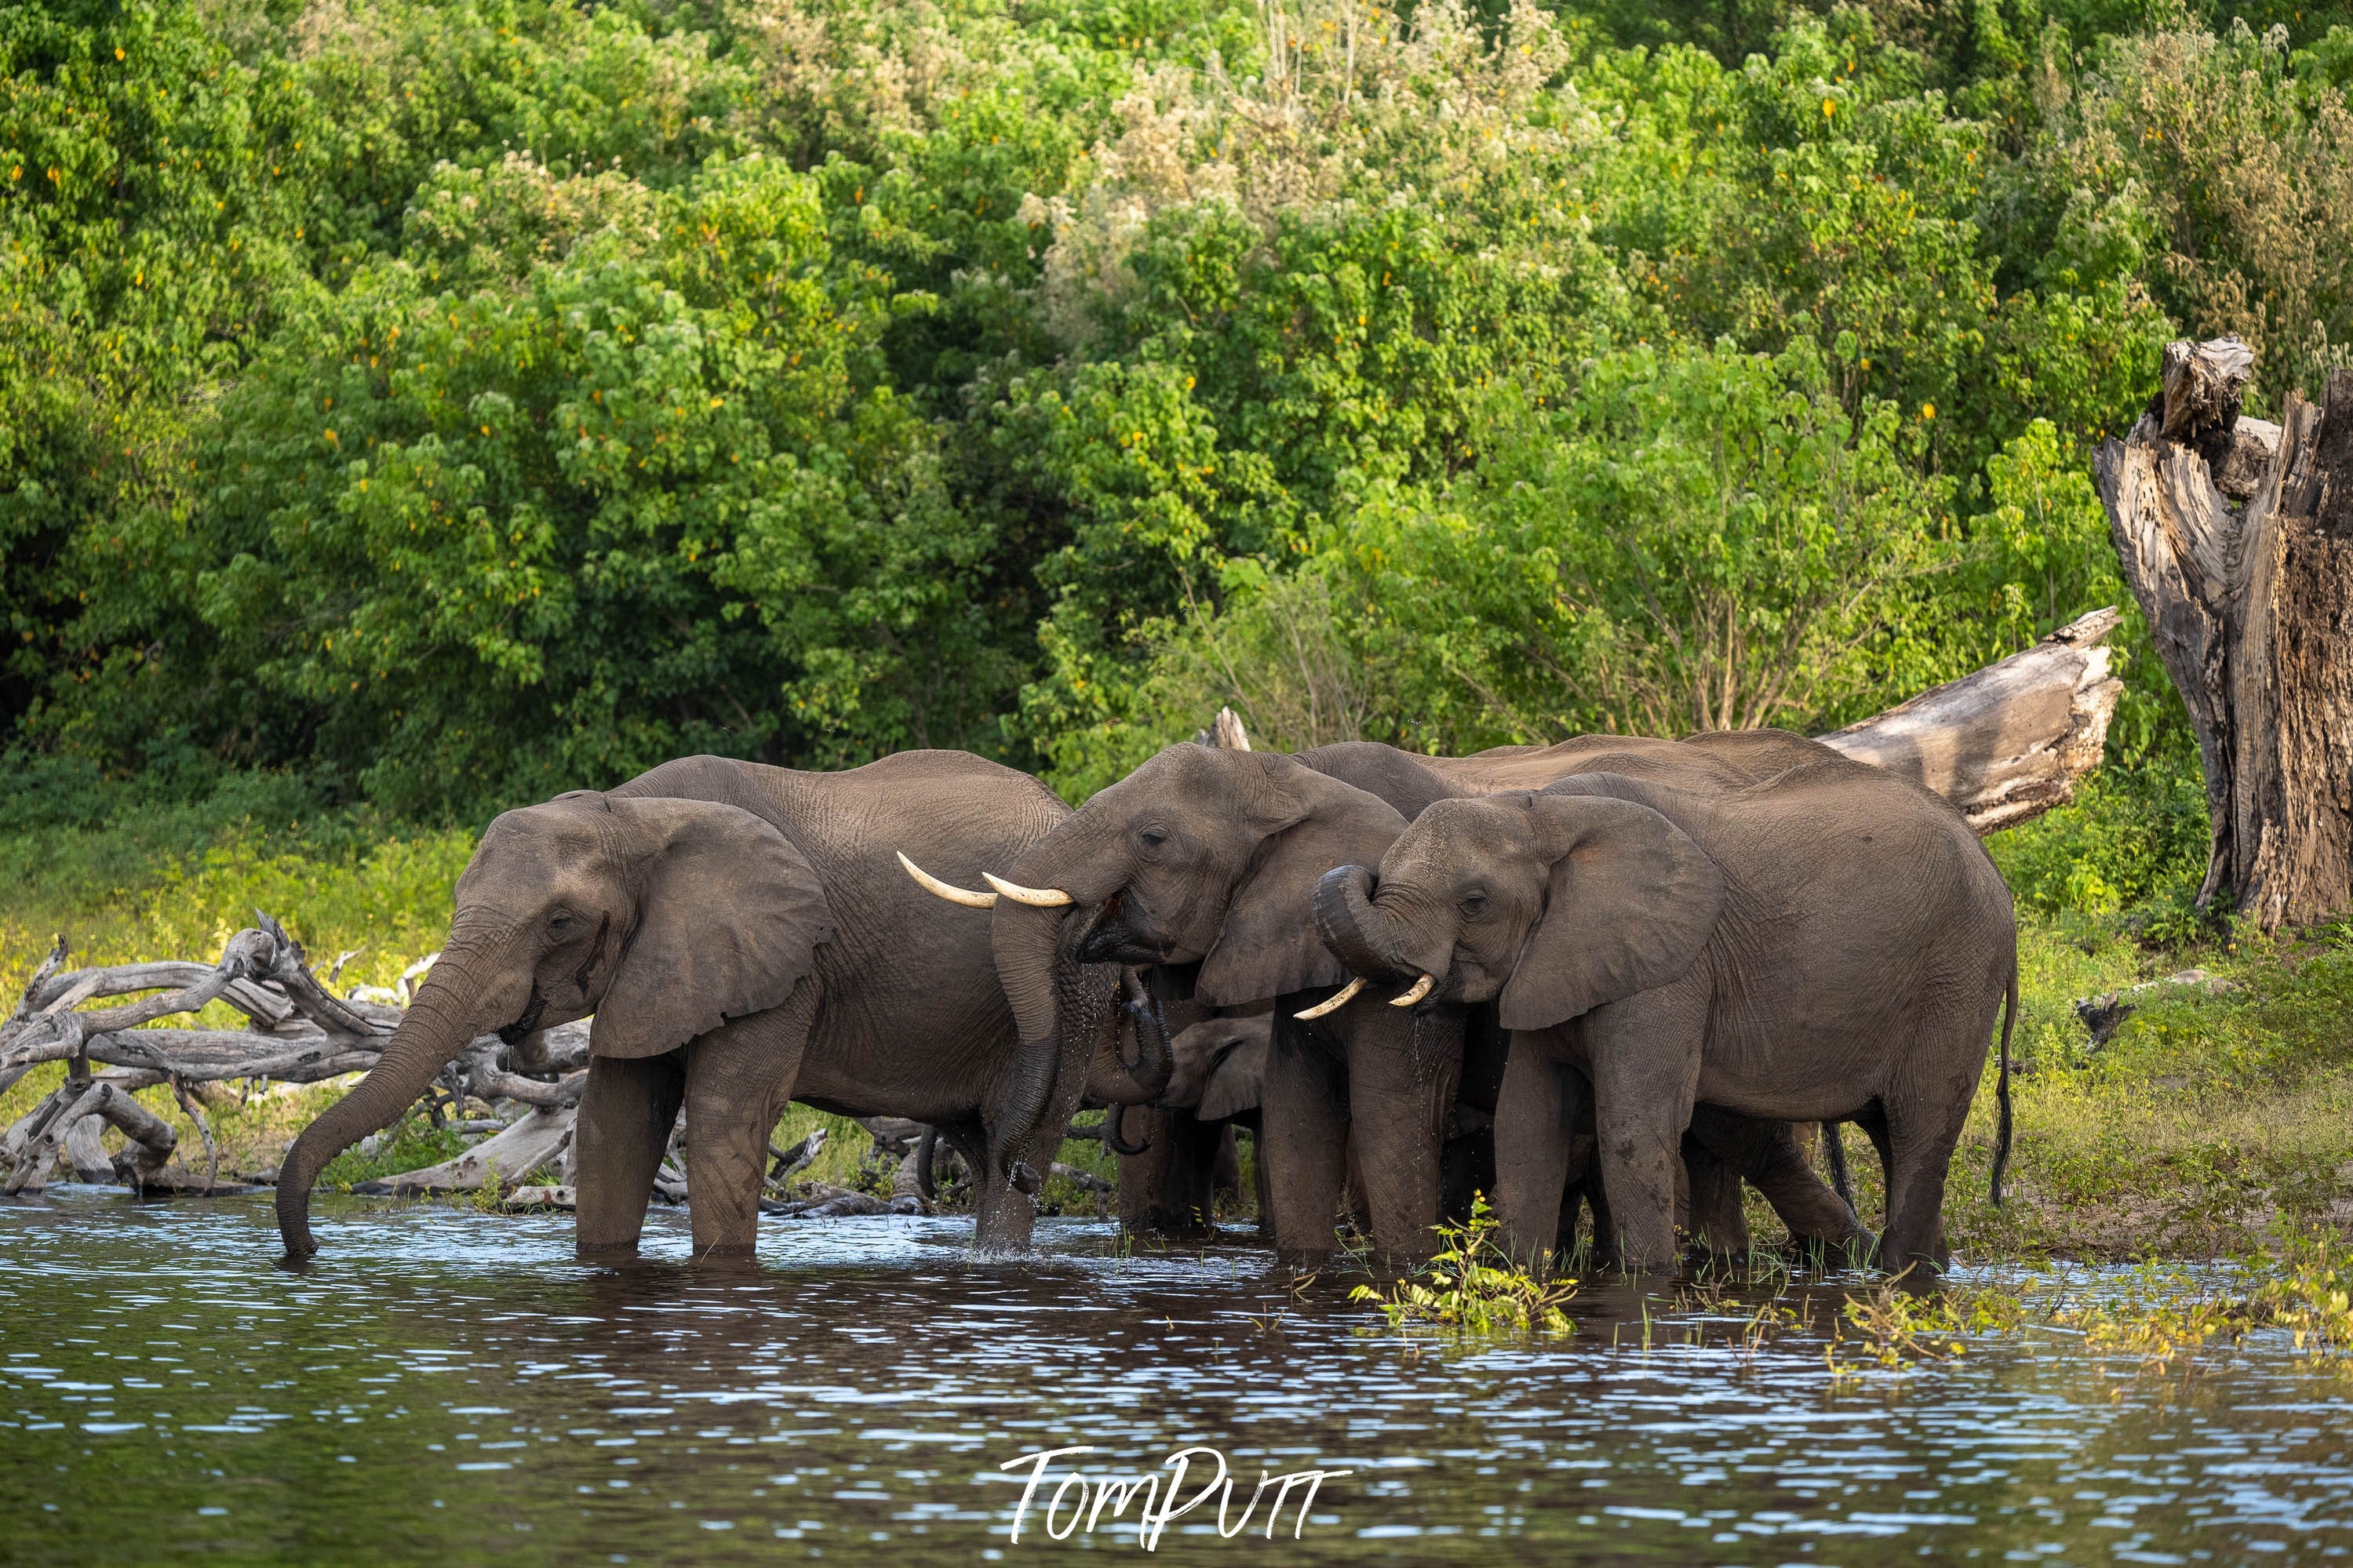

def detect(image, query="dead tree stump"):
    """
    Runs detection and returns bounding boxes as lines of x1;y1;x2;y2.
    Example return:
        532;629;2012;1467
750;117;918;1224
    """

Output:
2095;337;2353;930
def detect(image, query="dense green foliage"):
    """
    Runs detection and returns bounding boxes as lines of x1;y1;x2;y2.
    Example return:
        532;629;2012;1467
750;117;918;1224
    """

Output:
8;0;2352;890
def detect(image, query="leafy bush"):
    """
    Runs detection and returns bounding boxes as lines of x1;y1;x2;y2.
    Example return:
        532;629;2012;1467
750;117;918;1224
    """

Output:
1989;751;2212;931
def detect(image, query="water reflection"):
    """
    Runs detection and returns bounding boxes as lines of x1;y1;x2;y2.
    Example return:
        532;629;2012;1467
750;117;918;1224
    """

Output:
1;1188;2348;1563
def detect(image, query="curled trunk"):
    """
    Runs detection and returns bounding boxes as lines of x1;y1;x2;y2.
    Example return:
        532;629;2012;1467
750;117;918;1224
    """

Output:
1102;1104;1151;1156
1116;969;1174;1101
1310;865;1413;982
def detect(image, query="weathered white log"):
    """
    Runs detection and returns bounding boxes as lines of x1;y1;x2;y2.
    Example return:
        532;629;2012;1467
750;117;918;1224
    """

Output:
2;1078;176;1195
1204;611;2123;834
0;927;588;1198
767;1127;829;1196
349;1106;577;1195
502;1184;576;1210
2096;337;2353;928
26;961;296;1028
1816;607;2125;833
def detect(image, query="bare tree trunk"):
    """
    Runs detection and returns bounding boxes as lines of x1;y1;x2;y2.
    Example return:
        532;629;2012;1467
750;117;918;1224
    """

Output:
2096;337;2353;930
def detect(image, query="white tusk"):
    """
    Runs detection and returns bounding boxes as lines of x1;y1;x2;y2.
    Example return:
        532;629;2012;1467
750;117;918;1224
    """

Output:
1389;973;1436;1008
1293;976;1367;1020
898;852;996;909
982;871;1075;908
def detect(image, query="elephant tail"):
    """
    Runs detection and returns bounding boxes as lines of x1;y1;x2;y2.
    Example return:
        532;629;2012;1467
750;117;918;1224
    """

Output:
1823;1119;1853;1210
1988;956;2018;1206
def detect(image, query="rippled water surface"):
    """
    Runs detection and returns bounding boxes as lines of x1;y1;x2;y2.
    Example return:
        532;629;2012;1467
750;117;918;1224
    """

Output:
4;1190;2351;1564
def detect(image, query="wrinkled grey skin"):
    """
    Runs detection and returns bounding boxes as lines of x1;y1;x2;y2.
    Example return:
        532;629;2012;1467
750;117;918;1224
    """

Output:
1094;1010;1267;1233
1159;1013;1270;1122
982;744;1466;1264
277;751;1120;1262
1314;730;1874;1267
1314;736;2017;1275
985;733;1863;1265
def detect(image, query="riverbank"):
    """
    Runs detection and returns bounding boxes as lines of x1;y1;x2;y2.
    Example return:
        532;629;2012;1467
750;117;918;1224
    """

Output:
5;810;2351;1261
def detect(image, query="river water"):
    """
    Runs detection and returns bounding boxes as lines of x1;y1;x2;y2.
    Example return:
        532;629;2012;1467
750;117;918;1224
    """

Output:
2;1189;2348;1564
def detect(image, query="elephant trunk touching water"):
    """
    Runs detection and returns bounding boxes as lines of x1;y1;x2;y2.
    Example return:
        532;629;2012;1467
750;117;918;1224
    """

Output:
982;814;1134;1178
277;943;533;1257
282;751;1101;1264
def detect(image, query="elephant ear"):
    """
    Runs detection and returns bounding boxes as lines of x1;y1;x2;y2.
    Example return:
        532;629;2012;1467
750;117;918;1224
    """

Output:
590;798;834;1059
1197;758;1408;1008
1197;1023;1270;1122
1497;790;1727;1033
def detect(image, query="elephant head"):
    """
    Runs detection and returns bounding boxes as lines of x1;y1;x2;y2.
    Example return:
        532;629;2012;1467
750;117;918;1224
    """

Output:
1160;1013;1270;1122
901;745;1406;1144
277;791;832;1257
1312;780;1727;1031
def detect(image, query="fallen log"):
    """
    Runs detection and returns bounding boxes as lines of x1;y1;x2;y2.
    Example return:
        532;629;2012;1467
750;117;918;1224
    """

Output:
1206;613;2125;836
1816;607;2124;832
0;926;589;1199
350;1107;577;1196
2095;337;2353;929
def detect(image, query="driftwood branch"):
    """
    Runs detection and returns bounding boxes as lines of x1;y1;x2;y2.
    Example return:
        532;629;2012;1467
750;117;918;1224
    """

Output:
2096;337;2353;928
350;1107;577;1196
1;926;593;1197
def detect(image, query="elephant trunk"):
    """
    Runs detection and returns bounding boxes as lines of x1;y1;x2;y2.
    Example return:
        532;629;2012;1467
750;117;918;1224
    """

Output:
1311;865;1415;981
276;949;526;1259
987;901;1069;1194
1117;969;1174;1102
1102;1104;1151;1156
986;817;1128;1189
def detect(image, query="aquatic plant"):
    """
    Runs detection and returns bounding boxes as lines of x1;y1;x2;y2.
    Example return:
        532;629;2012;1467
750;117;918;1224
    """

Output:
1352;1195;1576;1337
1825;1275;2031;1384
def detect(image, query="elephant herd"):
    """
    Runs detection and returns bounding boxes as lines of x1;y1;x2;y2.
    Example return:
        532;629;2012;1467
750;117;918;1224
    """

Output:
277;730;2017;1280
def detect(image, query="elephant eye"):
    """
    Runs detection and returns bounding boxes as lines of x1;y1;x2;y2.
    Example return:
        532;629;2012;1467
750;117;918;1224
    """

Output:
1459;890;1488;916
548;912;575;932
1138;825;1169;850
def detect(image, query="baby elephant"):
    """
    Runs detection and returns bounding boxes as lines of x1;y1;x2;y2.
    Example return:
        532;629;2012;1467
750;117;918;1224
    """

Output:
1313;737;2016;1275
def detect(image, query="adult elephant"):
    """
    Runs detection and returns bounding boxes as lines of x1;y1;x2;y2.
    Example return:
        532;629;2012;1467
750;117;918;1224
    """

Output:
903;744;1464;1265
276;751;1127;1261
1312;738;2017;1275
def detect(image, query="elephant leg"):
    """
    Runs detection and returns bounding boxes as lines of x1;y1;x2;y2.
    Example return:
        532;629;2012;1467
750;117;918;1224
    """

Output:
1438;1122;1495;1227
1115;1109;1177;1235
1342;1141;1373;1238
1248;1124;1271;1236
1586;984;1706;1274
1163;1112;1224;1234
1679;1132;1750;1258
680;980;818;1261
1260;1016;1349;1267
1211;1124;1241;1210
1492;1038;1578;1268
1345;1007;1459;1268
1686;1106;1872;1265
1852;1104;1894;1227
575;1053;687;1258
1879;1088;1973;1280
